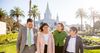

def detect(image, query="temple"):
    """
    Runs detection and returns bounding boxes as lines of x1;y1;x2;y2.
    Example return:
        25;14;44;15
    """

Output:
37;3;59;29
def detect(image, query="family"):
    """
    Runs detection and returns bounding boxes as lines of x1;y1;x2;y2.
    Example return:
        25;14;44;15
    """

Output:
16;18;83;53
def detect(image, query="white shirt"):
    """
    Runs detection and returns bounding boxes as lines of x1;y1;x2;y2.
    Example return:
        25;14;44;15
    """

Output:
26;28;34;45
43;34;49;44
67;37;76;53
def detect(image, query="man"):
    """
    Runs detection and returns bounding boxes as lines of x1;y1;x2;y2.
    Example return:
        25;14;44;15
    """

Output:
16;18;37;53
63;27;83;53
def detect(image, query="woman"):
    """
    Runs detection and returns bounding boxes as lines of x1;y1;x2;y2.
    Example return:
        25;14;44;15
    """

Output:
37;23;55;53
53;23;67;53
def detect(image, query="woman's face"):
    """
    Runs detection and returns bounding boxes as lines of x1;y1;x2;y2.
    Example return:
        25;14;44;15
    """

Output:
56;24;63;31
43;25;49;32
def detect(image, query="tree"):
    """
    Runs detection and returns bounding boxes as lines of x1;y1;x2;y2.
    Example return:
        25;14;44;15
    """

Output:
31;5;40;27
10;7;24;28
85;24;91;31
94;21;100;29
90;9;100;33
0;8;7;21
76;8;87;31
5;16;15;33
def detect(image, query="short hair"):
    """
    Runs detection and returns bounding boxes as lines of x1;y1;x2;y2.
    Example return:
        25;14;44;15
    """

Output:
70;27;78;33
39;23;49;32
57;23;64;30
27;18;33;23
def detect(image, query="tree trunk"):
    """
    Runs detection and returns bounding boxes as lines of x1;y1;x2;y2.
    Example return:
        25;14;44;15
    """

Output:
0;17;3;21
81;16;83;31
93;16;95;34
33;17;35;27
0;18;2;21
0;16;2;21
16;16;19;28
9;26;12;33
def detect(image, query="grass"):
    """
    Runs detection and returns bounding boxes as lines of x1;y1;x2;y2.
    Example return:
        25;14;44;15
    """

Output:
84;49;100;53
0;41;100;53
0;41;16;53
0;33;17;53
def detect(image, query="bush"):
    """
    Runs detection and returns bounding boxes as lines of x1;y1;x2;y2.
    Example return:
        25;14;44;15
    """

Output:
81;36;100;46
0;33;18;44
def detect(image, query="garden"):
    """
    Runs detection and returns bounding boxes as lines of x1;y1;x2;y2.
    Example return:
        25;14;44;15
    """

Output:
0;33;100;53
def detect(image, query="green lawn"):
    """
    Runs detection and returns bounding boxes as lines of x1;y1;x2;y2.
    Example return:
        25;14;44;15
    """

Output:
0;41;100;53
84;49;100;53
0;41;16;53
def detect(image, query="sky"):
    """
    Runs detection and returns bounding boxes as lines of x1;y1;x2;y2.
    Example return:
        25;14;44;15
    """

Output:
0;0;100;26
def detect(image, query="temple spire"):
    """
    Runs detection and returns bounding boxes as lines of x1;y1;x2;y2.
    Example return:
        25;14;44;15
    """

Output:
29;0;31;10
56;14;59;22
44;3;51;19
46;3;49;11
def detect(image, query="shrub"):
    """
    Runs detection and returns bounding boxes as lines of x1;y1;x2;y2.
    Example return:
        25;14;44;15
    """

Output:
0;33;18;44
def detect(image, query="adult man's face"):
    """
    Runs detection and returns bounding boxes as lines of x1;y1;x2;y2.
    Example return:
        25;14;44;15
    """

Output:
27;22;33;29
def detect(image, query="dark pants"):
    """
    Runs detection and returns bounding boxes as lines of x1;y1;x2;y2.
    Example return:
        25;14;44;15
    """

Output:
55;46;64;53
44;45;48;53
22;44;35;53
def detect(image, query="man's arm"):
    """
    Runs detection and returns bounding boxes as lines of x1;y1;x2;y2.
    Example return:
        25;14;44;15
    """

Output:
16;28;22;53
33;28;38;51
79;37;84;53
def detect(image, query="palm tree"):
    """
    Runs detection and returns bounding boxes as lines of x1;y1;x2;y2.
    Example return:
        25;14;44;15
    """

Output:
10;7;24;28
31;5;40;27
90;10;100;33
76;8;87;31
0;8;7;21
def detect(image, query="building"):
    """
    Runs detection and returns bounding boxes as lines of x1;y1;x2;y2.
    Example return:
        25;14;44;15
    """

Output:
0;21;6;34
36;3;59;29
